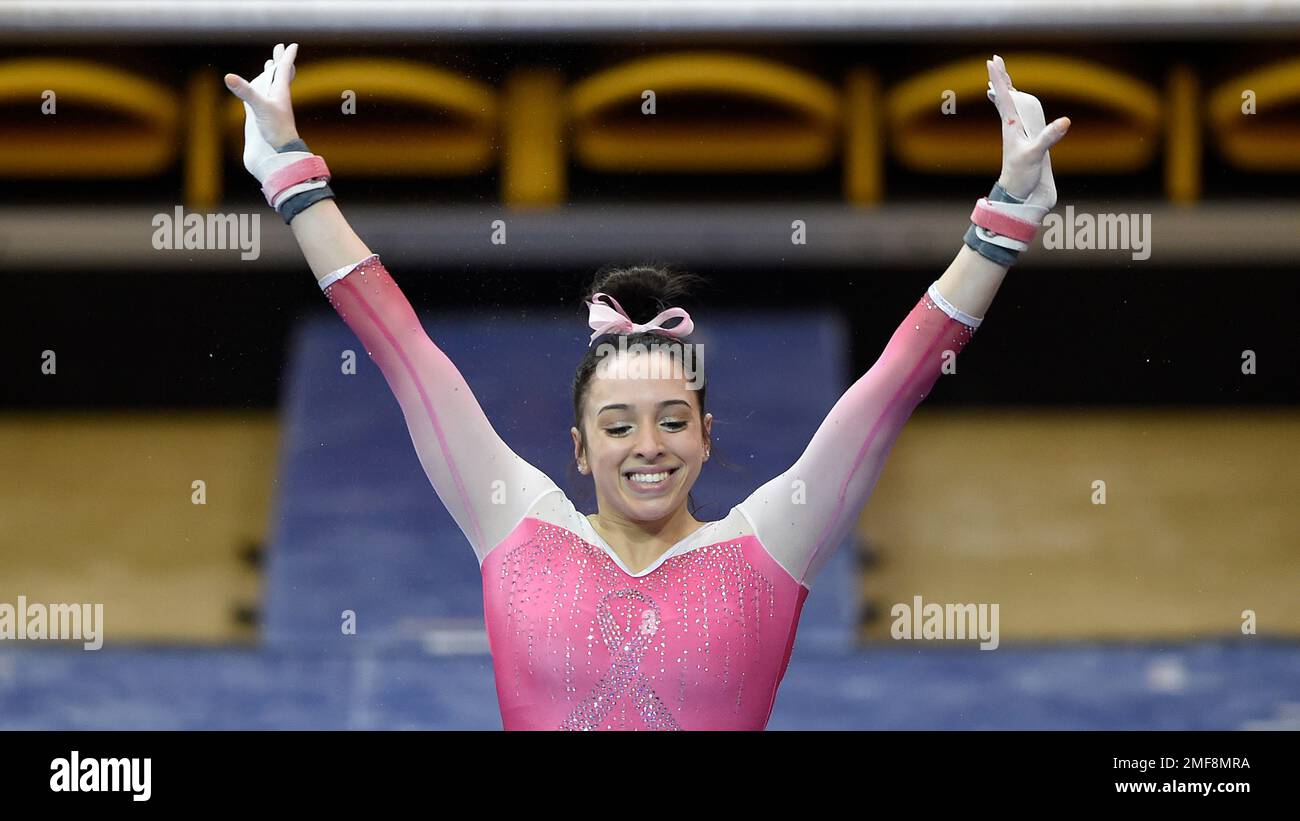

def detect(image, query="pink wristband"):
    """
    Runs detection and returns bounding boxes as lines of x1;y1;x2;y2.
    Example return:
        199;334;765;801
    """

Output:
261;155;331;207
970;197;1039;243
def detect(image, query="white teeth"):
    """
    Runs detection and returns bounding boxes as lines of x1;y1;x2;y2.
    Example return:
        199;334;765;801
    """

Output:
628;471;670;484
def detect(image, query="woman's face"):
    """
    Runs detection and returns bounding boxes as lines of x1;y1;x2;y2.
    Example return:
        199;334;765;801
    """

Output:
572;348;712;525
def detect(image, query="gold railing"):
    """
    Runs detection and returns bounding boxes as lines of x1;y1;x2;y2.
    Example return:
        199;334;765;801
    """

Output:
1;52;1295;210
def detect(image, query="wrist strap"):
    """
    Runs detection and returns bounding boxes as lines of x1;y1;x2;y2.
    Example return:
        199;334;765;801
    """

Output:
276;138;311;154
970;198;1039;245
963;183;1047;266
279;185;335;225
268;138;336;224
271;178;329;209
259;154;330;207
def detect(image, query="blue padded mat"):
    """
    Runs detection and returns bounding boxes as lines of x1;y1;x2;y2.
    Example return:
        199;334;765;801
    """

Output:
3;640;1296;730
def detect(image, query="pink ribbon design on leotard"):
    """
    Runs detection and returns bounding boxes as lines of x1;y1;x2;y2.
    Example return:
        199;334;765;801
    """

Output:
585;292;694;346
559;589;681;731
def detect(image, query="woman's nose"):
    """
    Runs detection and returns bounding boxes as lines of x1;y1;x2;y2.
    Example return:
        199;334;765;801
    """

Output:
633;424;665;458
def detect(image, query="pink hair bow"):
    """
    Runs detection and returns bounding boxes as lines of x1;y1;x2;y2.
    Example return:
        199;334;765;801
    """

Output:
585;292;694;346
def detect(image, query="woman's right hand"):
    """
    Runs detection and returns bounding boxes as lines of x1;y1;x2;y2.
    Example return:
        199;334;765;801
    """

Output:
985;54;1070;209
224;42;301;175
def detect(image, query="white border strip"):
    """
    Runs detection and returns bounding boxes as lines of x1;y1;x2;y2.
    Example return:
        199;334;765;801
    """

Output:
927;281;983;328
317;253;378;291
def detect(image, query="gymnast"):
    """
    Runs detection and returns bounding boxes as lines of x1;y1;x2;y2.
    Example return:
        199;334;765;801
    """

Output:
225;44;1070;730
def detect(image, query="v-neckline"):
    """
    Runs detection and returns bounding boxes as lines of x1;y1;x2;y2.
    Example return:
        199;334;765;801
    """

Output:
579;514;719;578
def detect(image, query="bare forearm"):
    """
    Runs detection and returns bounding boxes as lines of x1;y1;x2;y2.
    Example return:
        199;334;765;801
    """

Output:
287;198;373;282
933;243;1010;321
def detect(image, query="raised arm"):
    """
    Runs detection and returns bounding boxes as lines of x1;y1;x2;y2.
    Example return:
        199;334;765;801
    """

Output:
737;278;981;588
315;253;559;561
224;43;371;280
738;55;1071;588
225;43;557;561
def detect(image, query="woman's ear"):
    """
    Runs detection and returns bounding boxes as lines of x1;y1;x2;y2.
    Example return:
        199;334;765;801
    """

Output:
571;426;586;473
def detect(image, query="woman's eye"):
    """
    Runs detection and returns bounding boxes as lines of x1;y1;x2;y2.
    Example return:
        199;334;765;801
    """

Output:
604;421;685;435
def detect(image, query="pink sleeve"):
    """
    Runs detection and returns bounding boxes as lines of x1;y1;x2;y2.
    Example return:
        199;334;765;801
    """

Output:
736;282;980;588
320;254;560;563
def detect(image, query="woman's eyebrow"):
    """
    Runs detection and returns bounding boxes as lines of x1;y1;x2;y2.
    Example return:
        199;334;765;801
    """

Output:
597;399;692;414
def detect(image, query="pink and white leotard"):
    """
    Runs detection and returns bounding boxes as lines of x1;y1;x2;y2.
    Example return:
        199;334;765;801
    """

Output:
320;254;980;730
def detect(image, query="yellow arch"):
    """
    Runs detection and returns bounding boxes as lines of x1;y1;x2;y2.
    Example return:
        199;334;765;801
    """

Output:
0;58;179;175
1208;57;1300;170
886;54;1161;173
567;52;841;171
226;58;499;174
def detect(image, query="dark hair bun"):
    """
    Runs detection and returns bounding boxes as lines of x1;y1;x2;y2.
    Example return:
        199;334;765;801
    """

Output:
584;263;705;325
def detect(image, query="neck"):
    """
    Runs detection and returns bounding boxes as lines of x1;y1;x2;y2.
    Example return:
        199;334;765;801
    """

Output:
588;505;703;572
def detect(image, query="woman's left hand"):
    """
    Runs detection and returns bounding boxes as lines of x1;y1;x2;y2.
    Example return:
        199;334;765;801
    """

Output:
986;54;1070;209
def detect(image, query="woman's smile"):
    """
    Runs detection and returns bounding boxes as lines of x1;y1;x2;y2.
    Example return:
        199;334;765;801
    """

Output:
622;466;681;494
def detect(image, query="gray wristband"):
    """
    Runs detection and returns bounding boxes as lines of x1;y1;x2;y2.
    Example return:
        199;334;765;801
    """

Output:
963;182;1028;267
271;138;334;224
278;185;335;224
275;137;311;154
989;181;1027;204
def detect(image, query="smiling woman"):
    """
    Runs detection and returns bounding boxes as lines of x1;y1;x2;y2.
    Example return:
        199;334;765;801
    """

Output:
224;43;1064;730
570;264;713;574
310;247;980;730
